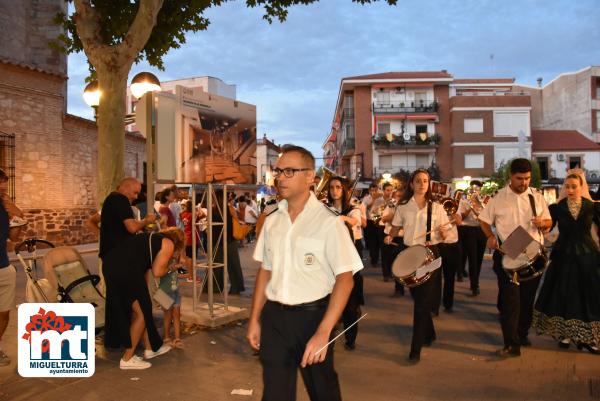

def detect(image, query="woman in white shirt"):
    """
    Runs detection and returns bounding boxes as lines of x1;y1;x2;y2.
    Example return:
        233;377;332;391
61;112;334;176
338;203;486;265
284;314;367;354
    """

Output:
387;169;449;364
328;176;364;351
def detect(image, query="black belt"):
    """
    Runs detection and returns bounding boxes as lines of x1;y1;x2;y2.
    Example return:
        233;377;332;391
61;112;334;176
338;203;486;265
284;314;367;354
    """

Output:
267;295;330;311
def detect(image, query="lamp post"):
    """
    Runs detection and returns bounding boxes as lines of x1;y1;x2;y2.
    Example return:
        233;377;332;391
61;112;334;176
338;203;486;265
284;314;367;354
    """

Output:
82;81;101;119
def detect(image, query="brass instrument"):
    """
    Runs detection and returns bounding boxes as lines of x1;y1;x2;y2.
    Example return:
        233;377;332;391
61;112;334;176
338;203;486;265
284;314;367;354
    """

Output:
314;167;336;202
466;189;490;217
373;198;396;225
435;189;463;216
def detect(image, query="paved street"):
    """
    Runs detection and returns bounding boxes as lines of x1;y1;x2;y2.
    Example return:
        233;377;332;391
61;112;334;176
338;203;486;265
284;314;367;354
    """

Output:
1;243;599;401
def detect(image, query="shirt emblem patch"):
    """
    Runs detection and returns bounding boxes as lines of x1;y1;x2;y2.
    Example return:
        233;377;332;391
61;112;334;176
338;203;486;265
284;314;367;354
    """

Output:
304;253;316;265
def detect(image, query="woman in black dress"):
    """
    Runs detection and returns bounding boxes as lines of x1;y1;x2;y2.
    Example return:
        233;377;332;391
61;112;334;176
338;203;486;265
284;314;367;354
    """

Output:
103;228;185;369
533;172;600;354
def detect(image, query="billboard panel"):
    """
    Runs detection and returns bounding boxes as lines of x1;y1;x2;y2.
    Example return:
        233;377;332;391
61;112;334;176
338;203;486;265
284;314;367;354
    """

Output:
173;85;257;184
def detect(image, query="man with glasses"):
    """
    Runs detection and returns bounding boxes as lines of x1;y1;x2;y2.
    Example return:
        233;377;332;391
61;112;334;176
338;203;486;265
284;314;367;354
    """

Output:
247;145;363;401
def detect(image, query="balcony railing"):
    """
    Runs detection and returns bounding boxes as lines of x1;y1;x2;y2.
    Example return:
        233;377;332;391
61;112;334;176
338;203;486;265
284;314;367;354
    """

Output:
372;133;440;148
373;100;438;113
340;137;355;155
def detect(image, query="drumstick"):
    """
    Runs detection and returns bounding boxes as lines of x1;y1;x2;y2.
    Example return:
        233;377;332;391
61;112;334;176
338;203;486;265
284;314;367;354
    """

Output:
315;313;368;356
413;218;456;240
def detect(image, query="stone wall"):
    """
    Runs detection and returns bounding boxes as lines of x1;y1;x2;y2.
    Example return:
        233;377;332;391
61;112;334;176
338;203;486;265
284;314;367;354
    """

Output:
21;207;98;246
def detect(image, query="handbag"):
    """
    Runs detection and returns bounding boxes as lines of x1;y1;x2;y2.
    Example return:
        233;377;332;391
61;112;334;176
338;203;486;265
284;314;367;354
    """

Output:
149;233;175;310
229;205;251;240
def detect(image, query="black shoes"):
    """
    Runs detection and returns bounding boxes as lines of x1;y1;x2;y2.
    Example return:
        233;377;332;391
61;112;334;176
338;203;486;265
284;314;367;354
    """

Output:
407;352;420;364
577;342;600;355
423;336;436;347
344;342;356;351
469;288;480;297
496;346;521;358
519;337;532;347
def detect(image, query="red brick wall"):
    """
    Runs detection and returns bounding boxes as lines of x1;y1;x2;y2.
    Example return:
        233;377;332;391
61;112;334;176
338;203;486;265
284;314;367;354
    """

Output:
434;85;452;180
354;86;374;179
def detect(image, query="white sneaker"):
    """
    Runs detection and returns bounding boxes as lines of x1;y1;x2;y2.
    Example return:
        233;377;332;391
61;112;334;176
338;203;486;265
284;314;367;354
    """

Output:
144;344;172;360
120;355;151;370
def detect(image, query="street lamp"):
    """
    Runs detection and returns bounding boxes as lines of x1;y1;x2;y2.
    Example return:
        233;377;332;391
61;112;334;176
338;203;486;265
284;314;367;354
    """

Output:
130;72;161;99
382;171;392;181
82;81;101;117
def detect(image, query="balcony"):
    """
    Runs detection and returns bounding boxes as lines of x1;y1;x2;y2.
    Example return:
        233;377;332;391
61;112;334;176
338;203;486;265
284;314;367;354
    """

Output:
372;133;440;149
340;137;355;155
373;99;438;114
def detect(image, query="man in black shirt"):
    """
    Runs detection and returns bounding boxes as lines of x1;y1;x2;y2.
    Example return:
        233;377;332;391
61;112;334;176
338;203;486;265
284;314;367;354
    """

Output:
99;177;156;260
0;169;24;366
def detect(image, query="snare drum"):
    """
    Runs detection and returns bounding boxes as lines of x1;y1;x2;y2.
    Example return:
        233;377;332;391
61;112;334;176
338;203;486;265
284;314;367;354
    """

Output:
502;241;548;282
391;245;436;288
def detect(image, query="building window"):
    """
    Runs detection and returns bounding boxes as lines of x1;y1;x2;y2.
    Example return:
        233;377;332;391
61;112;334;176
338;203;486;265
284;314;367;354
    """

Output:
345;123;355;140
568;156;582;169
596;110;600;132
416;155;429;168
464;118;484;133
493;112;529;137
379;155;392;170
377;123;390;136
416;124;428;134
596;81;600;99
465;154;484;169
536;157;549;181
375;91;390;105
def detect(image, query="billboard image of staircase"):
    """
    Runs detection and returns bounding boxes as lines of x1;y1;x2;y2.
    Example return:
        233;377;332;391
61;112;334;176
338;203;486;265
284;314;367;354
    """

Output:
173;85;256;184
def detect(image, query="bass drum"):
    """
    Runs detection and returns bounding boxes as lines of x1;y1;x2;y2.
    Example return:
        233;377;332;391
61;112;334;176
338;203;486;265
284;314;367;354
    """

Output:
391;245;435;288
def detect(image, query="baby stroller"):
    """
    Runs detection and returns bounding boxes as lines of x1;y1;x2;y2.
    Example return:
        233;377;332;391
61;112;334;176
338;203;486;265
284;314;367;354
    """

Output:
15;238;55;303
40;245;105;333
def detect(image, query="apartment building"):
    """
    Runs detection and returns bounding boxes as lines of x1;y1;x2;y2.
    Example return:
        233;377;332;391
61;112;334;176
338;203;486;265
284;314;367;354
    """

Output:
324;71;533;183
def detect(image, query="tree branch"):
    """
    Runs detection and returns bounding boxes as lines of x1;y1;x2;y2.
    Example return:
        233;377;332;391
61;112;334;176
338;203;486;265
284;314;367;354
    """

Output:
73;0;111;66
117;0;164;65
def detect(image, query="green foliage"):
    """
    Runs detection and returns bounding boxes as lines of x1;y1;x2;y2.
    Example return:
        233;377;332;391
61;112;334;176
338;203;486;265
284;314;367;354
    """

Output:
54;0;396;72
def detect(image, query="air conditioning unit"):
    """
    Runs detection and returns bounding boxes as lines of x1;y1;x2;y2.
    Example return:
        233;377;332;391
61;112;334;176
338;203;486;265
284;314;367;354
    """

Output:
556;154;565;161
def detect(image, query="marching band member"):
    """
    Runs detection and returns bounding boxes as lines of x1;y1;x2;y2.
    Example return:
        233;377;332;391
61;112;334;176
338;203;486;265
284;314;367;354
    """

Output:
382;185;408;296
432;198;462;315
479;158;552;358
532;170;600;354
387;169;450;363
458;180;487;296
377;182;396;282
328;176;365;351
362;183;382;266
248;145;363;401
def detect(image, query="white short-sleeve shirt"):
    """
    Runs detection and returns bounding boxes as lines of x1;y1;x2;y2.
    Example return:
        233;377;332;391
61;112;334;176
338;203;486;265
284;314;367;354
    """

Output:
391;197;449;246
478;186;550;244
458;198;479;227
253;193;363;305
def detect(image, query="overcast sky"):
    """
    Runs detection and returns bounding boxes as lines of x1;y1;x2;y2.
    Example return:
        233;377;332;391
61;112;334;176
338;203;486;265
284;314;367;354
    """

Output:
67;0;600;161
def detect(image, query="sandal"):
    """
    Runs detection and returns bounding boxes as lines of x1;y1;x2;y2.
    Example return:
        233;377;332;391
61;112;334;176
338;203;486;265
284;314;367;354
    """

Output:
163;338;172;346
173;339;184;349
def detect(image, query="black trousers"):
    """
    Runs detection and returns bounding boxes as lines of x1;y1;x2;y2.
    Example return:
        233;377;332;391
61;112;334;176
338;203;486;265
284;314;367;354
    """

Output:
409;269;440;356
381;241;397;279
342;272;364;347
365;220;381;264
461;225;487;291
432;242;461;311
260;301;341;401
492;251;542;348
388;237;406;293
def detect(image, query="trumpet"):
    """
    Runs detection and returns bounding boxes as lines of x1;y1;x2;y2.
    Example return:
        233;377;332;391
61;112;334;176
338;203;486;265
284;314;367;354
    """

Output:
466;189;490;217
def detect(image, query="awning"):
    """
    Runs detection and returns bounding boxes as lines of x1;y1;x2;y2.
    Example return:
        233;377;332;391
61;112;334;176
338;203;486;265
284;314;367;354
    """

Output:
374;114;438;121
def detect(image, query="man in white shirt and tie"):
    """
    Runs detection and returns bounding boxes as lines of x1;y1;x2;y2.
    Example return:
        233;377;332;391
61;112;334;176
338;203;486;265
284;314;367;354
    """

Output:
247;145;363;401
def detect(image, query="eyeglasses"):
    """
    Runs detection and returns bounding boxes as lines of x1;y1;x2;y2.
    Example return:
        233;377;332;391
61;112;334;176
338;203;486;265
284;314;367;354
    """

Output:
272;167;311;178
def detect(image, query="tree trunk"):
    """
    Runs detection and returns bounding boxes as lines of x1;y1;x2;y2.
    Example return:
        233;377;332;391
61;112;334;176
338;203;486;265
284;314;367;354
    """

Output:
96;65;130;204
